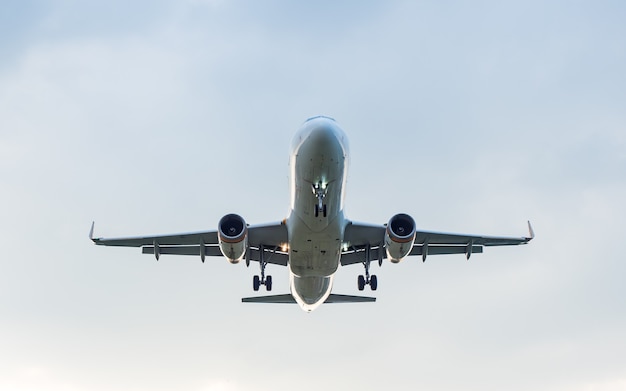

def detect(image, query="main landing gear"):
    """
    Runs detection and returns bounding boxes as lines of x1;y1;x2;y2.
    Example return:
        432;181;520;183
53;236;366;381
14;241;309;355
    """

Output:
253;244;272;291
312;181;327;218
357;244;378;291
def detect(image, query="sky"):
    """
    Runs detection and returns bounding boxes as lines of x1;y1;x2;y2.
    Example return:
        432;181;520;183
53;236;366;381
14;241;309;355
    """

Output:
1;1;625;390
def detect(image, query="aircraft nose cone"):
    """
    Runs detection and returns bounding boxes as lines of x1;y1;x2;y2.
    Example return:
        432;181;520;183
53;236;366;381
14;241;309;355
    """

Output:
306;124;341;147
291;116;349;157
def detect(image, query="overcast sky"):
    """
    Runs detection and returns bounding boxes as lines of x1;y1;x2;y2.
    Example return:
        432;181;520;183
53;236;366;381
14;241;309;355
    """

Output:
1;1;625;390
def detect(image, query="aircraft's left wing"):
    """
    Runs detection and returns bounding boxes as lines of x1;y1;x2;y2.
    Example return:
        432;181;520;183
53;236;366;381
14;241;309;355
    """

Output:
90;221;289;266
341;220;533;266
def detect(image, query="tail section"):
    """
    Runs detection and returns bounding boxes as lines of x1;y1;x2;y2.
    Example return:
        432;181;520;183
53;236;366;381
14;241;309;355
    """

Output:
242;293;375;304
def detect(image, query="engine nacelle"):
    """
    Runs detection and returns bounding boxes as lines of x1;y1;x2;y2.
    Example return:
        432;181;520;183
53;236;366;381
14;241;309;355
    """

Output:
218;213;248;264
385;213;416;263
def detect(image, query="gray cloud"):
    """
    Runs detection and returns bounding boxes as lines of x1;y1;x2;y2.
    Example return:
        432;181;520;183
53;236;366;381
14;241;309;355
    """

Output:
1;1;625;390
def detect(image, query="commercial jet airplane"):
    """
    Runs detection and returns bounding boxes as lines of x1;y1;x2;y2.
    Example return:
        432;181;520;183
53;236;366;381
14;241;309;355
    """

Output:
91;116;533;312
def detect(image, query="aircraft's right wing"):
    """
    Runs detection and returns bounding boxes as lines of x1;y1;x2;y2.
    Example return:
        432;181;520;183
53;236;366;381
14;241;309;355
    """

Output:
341;221;534;266
90;221;289;266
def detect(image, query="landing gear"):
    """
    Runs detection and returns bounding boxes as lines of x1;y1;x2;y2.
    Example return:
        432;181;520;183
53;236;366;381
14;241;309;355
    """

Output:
312;182;327;217
253;245;272;291
266;275;273;291
357;244;378;291
314;204;327;218
370;274;378;291
358;275;366;291
357;273;378;291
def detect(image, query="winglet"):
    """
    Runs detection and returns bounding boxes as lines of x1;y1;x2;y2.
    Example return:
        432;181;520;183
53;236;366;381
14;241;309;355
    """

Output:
89;221;95;241
527;221;535;241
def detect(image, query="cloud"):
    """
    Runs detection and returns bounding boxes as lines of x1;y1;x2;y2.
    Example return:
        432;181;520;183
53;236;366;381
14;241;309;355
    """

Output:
1;2;625;391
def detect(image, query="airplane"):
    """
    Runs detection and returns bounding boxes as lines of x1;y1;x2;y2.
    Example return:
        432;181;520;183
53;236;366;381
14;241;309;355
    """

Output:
90;116;534;312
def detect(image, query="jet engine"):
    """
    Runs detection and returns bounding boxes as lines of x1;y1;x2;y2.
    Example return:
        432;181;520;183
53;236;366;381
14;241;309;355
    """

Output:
385;213;416;263
218;214;248;264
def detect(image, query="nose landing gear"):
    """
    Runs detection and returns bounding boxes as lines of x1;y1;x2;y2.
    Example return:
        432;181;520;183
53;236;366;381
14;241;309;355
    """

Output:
312;182;327;218
314;204;327;218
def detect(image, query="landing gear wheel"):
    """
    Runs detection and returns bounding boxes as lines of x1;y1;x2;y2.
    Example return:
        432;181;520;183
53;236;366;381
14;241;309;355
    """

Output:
312;182;327;218
358;275;366;291
370;275;378;291
253;275;260;291
266;275;273;291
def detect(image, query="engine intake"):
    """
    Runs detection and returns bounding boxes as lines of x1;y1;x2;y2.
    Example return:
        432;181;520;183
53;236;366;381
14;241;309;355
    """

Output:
385;213;416;263
218;213;248;263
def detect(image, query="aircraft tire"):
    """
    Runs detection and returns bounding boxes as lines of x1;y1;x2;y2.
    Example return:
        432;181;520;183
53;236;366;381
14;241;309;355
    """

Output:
370;275;378;291
357;275;365;291
253;275;260;291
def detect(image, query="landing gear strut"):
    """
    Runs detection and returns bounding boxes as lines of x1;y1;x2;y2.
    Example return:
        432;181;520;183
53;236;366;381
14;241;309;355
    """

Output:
357;244;378;291
253;245;272;291
312;181;327;217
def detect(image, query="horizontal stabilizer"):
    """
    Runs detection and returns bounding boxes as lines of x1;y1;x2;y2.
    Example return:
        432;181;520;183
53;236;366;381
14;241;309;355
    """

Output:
242;294;295;303
325;294;376;303
241;293;376;304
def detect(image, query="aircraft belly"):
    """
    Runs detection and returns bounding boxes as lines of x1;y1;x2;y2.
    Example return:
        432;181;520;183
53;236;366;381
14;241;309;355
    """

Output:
289;231;341;277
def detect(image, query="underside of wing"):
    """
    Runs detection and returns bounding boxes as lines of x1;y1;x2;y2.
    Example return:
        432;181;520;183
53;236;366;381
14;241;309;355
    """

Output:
341;220;533;265
90;221;289;266
414;228;534;246
91;229;218;247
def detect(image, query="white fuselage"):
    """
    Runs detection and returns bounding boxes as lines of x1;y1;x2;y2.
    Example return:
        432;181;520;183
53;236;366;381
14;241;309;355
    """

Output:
286;116;350;312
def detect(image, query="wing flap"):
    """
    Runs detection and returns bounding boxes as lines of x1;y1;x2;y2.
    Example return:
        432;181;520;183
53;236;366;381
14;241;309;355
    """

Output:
340;245;484;265
409;245;484;256
248;247;289;266
142;245;223;257
340;246;384;266
140;245;288;265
